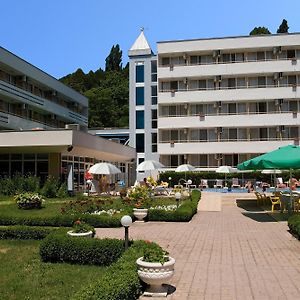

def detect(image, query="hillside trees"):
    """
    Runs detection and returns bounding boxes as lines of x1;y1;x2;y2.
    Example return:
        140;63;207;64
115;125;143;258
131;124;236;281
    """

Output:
60;44;129;128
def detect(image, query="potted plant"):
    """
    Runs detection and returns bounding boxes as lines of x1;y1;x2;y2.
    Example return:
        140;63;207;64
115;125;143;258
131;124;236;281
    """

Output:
127;185;151;222
67;219;95;238
136;241;175;297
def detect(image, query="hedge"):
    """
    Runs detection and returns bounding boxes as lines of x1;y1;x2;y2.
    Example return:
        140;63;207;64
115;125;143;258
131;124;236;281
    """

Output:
0;213;124;228
0;225;56;240
288;214;300;238
72;240;152;300
40;230;124;266
148;189;200;222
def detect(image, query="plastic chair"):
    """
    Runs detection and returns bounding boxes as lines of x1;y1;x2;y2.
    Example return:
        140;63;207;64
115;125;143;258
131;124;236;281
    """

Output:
270;192;281;212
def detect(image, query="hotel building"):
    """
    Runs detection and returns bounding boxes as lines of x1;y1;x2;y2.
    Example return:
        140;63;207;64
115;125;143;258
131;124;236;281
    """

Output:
0;46;135;189
129;32;300;169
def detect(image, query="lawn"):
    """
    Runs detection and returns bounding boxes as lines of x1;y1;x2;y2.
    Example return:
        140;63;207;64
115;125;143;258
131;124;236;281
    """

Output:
0;239;106;300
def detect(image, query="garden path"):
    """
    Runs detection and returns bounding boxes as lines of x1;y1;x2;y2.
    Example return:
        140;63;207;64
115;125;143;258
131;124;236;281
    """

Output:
95;192;300;299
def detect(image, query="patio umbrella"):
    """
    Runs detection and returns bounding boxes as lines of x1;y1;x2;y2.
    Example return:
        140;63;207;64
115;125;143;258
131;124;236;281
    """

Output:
215;165;236;187
237;144;300;211
175;164;195;181
136;160;165;172
88;162;121;175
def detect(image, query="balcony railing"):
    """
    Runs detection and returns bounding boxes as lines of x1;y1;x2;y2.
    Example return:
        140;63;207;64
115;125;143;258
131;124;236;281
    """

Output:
159;137;297;143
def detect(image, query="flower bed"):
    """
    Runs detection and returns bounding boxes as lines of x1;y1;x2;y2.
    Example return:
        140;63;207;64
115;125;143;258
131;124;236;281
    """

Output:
14;192;44;209
288;214;300;238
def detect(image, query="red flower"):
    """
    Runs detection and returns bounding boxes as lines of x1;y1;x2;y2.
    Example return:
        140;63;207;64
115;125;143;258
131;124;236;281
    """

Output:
75;220;81;225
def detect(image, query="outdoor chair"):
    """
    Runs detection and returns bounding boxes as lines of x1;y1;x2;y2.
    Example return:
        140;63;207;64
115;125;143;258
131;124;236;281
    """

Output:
232;178;240;188
199;179;208;189
214;180;223;188
276;177;287;189
270;191;281;212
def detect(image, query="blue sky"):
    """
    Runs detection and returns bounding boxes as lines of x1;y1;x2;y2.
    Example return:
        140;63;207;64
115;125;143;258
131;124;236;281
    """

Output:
1;0;300;78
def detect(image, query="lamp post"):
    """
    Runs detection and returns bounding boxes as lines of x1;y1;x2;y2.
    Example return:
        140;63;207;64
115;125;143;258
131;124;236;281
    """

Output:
168;177;172;187
175;191;181;208
120;215;132;250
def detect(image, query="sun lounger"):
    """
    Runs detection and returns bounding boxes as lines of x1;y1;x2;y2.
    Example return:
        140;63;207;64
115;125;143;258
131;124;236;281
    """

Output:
199;179;208;189
214;180;223;188
232;178;240;188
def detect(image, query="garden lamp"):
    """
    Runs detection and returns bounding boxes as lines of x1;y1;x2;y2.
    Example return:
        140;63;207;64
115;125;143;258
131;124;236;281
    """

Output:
120;215;132;250
175;191;181;208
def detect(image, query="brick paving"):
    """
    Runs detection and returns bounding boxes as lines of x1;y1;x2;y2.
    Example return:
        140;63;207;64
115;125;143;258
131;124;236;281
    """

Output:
95;192;300;299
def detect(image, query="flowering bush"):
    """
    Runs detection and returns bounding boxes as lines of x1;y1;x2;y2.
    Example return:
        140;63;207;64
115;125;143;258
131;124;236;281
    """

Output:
127;185;151;208
142;241;169;264
14;192;44;209
147;176;157;187
149;204;179;211
72;219;94;233
91;209;122;216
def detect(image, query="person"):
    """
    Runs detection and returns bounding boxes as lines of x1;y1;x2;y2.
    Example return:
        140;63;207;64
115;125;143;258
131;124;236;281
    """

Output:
245;181;253;193
140;177;150;187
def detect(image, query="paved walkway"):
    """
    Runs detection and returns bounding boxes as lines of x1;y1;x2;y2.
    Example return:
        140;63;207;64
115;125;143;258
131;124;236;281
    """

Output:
95;192;300;299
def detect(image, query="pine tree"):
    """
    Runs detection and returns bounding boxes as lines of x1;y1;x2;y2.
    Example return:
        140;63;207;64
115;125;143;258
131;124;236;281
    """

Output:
105;44;122;72
249;26;271;35
277;19;289;33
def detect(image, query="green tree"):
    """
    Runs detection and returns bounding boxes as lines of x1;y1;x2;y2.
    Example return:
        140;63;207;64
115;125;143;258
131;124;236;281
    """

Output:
249;26;271;35
277;19;289;33
105;44;122;72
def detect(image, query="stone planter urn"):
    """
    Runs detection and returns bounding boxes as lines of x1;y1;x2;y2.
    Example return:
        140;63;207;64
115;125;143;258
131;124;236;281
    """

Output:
136;256;175;297
133;208;148;222
67;230;93;238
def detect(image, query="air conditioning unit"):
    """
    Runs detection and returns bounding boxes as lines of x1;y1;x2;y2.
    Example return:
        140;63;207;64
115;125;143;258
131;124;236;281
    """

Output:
214;75;222;82
183;77;188;85
214;101;222;108
275;99;284;106
51;114;56;120
183;53;187;60
65;124;80;131
22;75;27;82
212;50;221;58
276;125;285;132
52;91;57;96
278;72;283;79
273;73;279;80
214;153;222;160
273;46;282;55
214;127;223;134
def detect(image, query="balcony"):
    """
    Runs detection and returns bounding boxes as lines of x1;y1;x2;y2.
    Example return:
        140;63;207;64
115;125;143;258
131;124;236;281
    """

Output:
158;85;300;104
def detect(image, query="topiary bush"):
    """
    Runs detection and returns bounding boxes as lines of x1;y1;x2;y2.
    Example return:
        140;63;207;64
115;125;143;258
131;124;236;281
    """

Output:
57;183;68;198
40;230;124;266
14;192;44;209
0;213;123;227
72;240;155;300
148;190;200;222
0;225;56;240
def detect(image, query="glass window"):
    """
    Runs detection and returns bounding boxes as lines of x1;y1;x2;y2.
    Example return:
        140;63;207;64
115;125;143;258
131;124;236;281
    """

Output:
151;85;157;105
136;65;144;83
136;111;144;129
152;109;157;128
136;87;144;105
136;134;144;153
161;57;170;66
228;103;236;114
289;100;298;111
258;77;266;87
287;50;296;59
151;60;157;73
257;52;265;61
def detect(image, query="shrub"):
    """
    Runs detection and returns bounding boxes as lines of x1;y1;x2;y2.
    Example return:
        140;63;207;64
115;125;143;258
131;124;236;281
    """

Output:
40;230;124;266
0;225;56;240
71;219;95;234
73;240;154;300
288;214;300;237
0;213;123;228
57;183;68;198
148;190;200;222
40;176;60;198
14;192;44;209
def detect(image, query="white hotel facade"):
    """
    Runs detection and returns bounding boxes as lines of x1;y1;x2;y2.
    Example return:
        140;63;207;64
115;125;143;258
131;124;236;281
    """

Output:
129;32;300;170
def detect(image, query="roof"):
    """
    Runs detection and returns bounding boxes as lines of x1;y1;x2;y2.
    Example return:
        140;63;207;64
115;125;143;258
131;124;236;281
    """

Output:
128;30;152;57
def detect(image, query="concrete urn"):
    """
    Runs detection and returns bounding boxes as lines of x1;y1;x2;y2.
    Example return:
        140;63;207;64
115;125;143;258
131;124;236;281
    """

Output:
133;208;148;221
67;230;93;238
136;256;175;297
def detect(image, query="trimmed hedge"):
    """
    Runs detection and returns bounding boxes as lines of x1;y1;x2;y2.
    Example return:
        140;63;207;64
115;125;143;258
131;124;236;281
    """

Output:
288;214;300;238
0;213;123;228
148;190;201;222
73;240;151;300
0;225;56;240
40;230;124;266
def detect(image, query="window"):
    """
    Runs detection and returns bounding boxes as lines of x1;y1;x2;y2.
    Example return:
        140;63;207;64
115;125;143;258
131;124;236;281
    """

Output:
288;75;296;85
136;87;144;105
151;86;157;105
199;80;206;90
136;111;144;129
136;134;145;153
289;100;298;111
257;52;265;61
152;133;157;153
151;60;157;82
161;57;170;66
228;103;236;114
258;102;267;113
170;81;178;92
287;50;296;59
152;109;157;128
258;76;266;87
135;87;145;105
136;64;144;83
228;78;236;89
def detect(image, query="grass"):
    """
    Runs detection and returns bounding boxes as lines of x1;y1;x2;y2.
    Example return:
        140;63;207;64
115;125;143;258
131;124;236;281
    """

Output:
0;240;106;300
